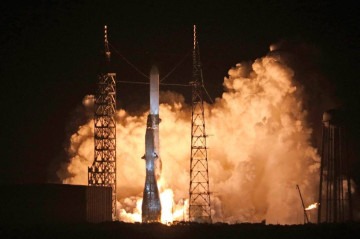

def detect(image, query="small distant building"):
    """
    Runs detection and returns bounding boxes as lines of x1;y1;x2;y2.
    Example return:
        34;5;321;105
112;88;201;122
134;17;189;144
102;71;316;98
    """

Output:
0;183;112;224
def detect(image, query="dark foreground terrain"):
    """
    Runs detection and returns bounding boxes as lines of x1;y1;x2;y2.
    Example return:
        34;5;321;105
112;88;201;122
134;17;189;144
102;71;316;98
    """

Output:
1;222;360;239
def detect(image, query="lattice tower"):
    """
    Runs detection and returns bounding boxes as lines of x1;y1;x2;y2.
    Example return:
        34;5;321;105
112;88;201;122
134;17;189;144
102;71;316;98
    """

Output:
88;25;117;220
189;25;212;223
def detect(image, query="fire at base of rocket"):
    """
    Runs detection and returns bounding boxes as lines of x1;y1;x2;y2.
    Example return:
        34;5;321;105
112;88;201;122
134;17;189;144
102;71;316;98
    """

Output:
142;66;162;223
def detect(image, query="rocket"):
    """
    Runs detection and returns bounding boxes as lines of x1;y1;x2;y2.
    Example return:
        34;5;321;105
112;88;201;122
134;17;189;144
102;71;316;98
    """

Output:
142;66;162;223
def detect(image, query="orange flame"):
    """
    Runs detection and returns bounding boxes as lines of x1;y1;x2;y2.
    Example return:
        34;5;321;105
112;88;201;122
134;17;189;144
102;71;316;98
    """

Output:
117;179;188;225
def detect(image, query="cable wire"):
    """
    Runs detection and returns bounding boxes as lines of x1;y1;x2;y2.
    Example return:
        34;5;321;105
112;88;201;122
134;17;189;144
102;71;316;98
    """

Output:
109;42;149;79
110;42;192;84
117;80;190;87
117;80;149;85
160;51;191;82
202;85;214;104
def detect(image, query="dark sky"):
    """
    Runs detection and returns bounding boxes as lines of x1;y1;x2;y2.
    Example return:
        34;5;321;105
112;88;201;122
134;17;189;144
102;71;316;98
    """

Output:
0;0;359;184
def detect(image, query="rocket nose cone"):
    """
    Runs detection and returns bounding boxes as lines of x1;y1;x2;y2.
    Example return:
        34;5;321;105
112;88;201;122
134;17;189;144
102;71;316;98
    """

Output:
151;65;159;76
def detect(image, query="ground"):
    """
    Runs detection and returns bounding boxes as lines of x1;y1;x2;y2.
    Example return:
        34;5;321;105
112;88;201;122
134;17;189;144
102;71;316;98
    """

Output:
1;222;360;239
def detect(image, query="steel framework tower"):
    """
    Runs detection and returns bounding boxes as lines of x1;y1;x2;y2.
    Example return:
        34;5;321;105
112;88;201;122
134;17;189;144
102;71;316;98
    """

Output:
88;26;117;220
189;25;212;223
318;109;353;223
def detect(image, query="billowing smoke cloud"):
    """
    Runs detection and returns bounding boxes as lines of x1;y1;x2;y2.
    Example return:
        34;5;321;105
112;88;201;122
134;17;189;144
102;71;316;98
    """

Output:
207;53;320;224
56;48;321;224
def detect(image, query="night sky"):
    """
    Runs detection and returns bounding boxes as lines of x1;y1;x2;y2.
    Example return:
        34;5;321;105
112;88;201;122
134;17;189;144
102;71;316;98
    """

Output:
0;1;359;185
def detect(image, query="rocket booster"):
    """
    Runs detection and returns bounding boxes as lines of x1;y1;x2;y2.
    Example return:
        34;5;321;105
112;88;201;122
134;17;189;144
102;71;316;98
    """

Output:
142;66;162;223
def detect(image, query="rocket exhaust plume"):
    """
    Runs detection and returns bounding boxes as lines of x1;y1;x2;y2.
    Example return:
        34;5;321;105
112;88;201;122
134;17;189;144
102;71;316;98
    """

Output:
57;45;324;224
141;66;162;223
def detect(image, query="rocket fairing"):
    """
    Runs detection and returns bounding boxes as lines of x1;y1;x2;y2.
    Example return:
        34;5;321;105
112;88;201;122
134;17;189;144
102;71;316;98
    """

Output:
150;66;159;115
142;66;162;223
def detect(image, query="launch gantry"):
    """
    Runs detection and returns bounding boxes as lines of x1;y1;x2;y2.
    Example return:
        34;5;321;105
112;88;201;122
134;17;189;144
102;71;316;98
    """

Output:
189;25;212;223
88;25;117;220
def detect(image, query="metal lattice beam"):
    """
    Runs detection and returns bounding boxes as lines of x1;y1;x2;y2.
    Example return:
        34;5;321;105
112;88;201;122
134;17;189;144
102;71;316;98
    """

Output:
189;25;211;223
89;26;117;220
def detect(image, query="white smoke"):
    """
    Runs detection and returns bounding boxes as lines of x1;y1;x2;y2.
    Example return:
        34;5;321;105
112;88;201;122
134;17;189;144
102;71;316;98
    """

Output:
57;49;320;224
207;55;320;223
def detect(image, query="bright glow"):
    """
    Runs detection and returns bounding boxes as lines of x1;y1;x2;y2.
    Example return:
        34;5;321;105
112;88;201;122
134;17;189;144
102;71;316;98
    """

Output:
57;47;320;225
160;189;174;224
115;188;187;224
305;202;319;211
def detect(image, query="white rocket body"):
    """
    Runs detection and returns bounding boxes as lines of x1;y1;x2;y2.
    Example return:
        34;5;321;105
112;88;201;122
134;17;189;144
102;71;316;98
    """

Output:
142;66;162;223
150;66;159;115
150;66;161;179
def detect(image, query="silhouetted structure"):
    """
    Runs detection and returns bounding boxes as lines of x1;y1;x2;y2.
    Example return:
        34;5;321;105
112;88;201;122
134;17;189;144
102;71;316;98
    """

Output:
296;184;310;224
88;26;117;220
0;184;112;224
318;109;353;223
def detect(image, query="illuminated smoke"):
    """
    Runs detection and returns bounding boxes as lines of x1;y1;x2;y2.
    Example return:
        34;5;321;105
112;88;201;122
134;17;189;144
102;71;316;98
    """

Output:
57;48;320;224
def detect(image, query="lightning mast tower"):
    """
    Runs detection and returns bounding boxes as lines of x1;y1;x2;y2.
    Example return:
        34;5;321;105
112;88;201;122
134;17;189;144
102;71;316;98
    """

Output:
88;25;117;220
189;25;212;223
